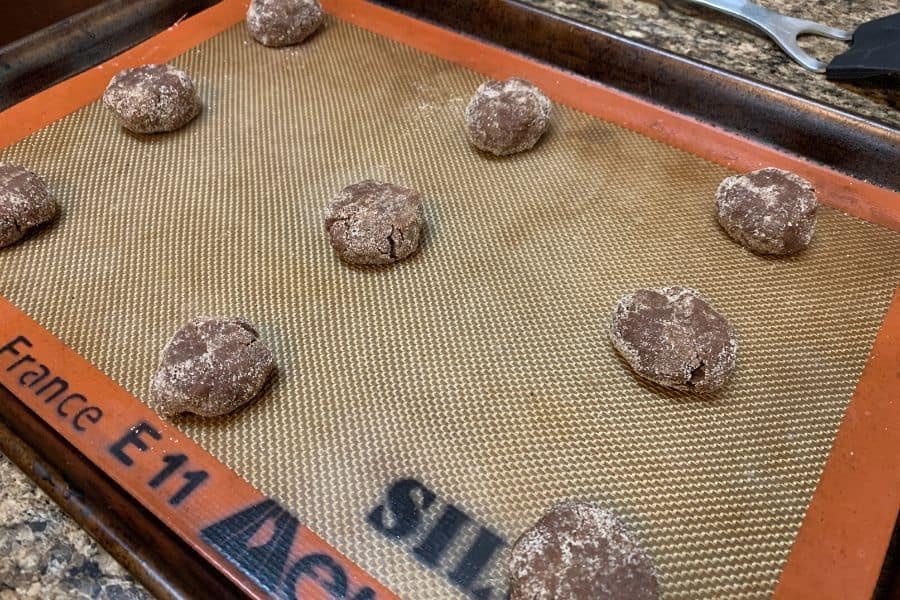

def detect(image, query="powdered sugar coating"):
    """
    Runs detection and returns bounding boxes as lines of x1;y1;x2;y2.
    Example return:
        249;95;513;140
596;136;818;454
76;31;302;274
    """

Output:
246;0;323;47
609;286;737;393
150;317;276;417
509;501;660;600
323;180;425;266
465;78;552;156
102;64;201;134
0;163;58;248
715;167;818;255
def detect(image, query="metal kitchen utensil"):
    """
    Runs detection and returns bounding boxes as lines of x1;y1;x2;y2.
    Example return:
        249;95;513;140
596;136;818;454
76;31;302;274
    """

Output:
683;0;852;72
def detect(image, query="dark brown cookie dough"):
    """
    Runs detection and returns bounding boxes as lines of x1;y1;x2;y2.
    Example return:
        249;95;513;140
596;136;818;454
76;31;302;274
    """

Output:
609;286;737;393
715;167;818;255
323;180;425;266
0;163;58;248
246;0;324;47
465;78;552;156
150;317;276;417
102;64;201;134
509;501;660;600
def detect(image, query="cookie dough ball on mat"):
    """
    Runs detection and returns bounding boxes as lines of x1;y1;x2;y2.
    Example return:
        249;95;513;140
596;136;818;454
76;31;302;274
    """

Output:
509;501;660;600
324;180;425;266
150;317;276;417
246;0;324;47
715;167;818;255
609;286;737;393
103;64;201;134
465;77;552;156
0;163;58;248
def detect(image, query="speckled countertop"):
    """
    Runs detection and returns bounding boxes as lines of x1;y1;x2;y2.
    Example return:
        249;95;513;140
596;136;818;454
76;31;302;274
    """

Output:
1;1;896;598
524;0;899;128
0;455;150;600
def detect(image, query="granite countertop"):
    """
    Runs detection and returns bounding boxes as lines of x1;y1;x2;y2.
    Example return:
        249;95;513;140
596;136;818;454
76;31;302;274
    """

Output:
524;0;899;128
0;454;150;600
0;1;896;599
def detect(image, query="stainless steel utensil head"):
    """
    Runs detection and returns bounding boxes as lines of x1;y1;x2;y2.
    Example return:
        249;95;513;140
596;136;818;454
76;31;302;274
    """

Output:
684;0;852;73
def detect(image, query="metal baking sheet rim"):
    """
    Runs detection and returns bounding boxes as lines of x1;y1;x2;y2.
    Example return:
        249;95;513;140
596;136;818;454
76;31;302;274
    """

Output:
0;1;897;599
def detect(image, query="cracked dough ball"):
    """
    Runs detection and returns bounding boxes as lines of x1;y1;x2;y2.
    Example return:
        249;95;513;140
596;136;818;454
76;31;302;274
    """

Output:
509;501;660;600
246;0;324;47
715;167;818;255
150;317;276;417
609;286;737;393
465;77;552;156
103;64;201;134
0;163;58;248
323;180;425;266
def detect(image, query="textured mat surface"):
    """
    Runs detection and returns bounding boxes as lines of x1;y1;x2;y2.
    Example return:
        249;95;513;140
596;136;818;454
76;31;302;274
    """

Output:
1;17;898;599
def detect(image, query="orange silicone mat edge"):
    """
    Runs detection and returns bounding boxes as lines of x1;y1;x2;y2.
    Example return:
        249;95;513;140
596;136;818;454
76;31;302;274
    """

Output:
2;0;898;233
0;1;398;598
0;298;399;599
320;0;900;233
0;0;898;598
773;288;900;600
0;0;249;148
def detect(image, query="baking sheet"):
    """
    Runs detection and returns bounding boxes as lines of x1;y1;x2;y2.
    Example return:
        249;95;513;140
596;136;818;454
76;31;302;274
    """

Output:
1;17;898;599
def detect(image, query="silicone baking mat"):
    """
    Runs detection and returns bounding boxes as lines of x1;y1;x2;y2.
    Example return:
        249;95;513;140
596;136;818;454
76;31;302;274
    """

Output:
1;11;898;600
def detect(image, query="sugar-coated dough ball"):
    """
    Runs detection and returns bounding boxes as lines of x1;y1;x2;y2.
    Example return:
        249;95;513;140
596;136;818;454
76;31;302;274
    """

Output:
609;286;737;393
465;77;551;156
103;64;201;134
0;163;58;248
324;180;425;266
715;167;818;255
246;0;324;47
150;317;276;417
509;501;660;600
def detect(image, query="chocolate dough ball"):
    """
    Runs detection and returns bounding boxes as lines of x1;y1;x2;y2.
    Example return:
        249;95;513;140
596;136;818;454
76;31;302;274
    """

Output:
246;0;324;47
609;286;737;393
509;501;660;600
150;317;276;417
715;167;818;255
465;77;552;156
323;180;425;266
103;64;201;134
0;163;58;248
